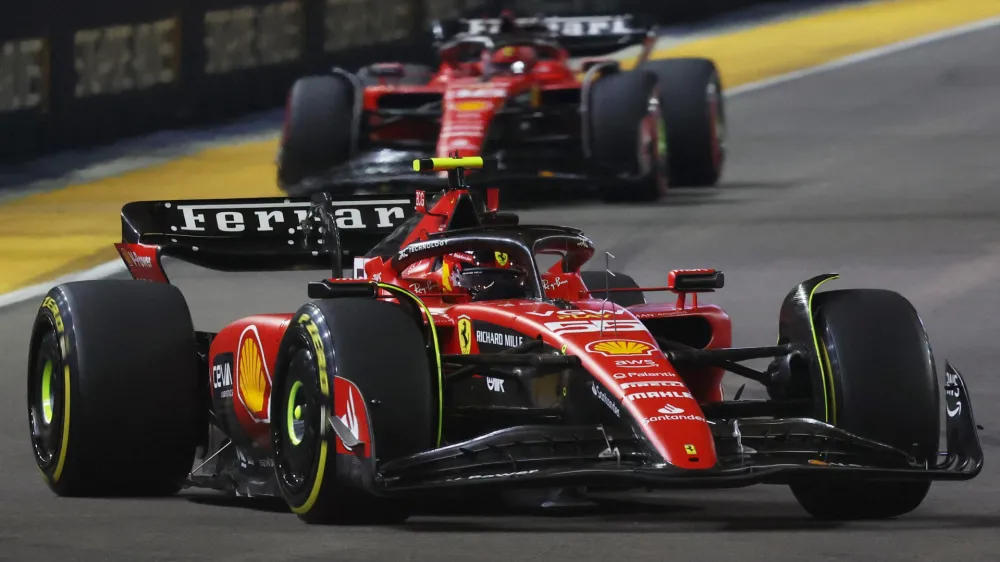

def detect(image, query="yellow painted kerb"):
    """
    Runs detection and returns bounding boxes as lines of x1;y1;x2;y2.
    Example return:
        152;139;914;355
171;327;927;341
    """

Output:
0;142;282;293
1;0;998;294
623;0;1000;88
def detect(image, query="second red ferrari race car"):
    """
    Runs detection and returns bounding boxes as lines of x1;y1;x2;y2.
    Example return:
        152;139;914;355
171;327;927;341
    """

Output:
28;156;981;525
277;11;725;202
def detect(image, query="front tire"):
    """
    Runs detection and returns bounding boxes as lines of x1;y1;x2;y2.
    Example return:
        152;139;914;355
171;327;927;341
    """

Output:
27;281;202;497
581;271;646;307
640;58;725;187
588;70;668;203
270;298;435;524
789;289;939;520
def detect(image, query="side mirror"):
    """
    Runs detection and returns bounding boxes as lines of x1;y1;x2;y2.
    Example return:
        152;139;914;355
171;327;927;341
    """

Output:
486;187;499;212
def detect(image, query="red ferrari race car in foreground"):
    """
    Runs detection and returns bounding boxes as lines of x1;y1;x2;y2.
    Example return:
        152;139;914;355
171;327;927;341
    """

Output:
28;156;981;524
277;12;725;202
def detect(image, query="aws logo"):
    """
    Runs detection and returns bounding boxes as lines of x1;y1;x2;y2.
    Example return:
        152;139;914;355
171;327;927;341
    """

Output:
236;325;272;423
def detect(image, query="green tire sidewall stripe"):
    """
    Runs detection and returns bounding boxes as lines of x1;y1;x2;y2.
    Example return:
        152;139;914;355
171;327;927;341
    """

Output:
377;283;444;448
806;275;840;424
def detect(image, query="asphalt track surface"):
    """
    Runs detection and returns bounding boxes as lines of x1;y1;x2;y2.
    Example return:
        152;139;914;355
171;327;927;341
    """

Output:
3;23;1000;562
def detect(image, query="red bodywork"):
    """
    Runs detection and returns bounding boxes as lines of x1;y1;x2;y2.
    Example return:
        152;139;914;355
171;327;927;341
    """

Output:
115;186;731;469
363;43;581;158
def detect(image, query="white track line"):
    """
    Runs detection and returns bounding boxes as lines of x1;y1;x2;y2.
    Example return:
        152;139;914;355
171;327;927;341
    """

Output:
3;14;1000;311
0;260;127;309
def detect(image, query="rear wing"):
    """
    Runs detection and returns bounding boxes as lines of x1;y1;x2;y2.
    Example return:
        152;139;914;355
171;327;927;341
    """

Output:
116;193;415;282
433;13;653;57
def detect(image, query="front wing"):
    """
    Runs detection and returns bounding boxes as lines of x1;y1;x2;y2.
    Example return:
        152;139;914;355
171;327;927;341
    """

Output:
372;362;982;495
184;363;982;499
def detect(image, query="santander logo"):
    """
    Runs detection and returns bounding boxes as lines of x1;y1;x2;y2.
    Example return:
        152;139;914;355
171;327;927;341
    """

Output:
641;402;705;425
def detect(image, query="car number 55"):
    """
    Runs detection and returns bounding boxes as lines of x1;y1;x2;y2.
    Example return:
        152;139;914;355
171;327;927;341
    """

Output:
544;320;645;334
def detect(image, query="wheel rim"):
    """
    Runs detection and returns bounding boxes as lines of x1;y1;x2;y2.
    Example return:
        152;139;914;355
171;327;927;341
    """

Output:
637;92;669;195
275;348;324;495
28;337;64;469
41;360;54;424
286;380;306;446
706;79;726;173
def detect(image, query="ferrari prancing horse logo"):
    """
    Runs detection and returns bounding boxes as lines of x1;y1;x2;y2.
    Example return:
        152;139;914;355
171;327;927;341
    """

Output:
458;317;472;354
495;252;508;267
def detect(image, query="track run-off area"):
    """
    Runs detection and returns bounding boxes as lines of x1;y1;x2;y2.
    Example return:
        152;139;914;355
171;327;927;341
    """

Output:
2;0;1000;560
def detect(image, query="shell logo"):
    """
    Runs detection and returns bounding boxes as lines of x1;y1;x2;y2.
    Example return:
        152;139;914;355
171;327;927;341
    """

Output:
456;101;488;112
236;325;272;422
585;339;655;357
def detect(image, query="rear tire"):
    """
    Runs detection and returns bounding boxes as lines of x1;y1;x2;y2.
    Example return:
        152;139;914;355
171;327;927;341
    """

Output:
581;271;646;307
270;298;435;524
640;58;725;187
27;281;202;497
278;75;357;190
588;70;668;203
788;289;939;520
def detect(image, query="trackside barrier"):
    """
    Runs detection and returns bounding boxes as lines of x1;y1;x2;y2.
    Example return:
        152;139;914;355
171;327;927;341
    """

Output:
0;0;798;165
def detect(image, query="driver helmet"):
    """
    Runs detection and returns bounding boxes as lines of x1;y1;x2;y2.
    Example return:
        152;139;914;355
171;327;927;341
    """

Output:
456;265;530;301
436;251;531;301
498;10;518;33
489;46;537;74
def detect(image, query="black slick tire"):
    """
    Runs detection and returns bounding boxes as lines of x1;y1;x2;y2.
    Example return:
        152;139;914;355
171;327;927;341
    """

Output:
581;271;646;307
27;281;202;497
789;289;939;520
588;70;668;203
640;58;725;187
277;75;357;190
270;298;435;524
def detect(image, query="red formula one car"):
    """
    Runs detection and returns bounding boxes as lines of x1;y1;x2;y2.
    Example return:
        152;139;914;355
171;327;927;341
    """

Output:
28;156;980;524
277;12;725;202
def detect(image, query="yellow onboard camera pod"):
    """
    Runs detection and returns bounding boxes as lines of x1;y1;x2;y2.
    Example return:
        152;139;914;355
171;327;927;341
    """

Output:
412;154;495;192
412;157;485;172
